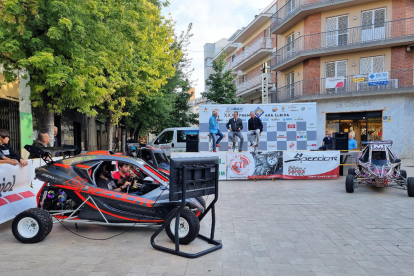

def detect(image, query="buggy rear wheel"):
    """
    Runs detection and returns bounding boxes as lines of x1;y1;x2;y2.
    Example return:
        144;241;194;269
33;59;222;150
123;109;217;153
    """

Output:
346;175;355;193
12;208;53;243
195;196;206;210
407;177;414;197
165;208;200;245
348;168;356;176
400;170;407;179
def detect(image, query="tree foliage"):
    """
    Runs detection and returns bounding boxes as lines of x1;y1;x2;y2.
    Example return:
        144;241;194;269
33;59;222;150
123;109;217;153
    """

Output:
202;54;242;104
124;23;198;136
0;0;178;123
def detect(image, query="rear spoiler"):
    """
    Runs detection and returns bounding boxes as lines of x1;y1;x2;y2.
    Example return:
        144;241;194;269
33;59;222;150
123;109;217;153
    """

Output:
24;145;80;163
361;140;393;146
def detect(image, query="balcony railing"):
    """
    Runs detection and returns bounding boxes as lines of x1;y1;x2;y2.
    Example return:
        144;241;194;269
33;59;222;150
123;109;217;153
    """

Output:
233;37;274;68
271;17;414;70
237;74;263;95
270;0;347;33
275;69;414;102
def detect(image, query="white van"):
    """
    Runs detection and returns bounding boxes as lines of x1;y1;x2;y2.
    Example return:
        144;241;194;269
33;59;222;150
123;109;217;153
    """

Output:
148;127;199;157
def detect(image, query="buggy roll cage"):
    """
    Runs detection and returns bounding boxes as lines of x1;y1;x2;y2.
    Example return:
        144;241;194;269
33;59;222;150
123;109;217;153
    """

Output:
24;145;80;165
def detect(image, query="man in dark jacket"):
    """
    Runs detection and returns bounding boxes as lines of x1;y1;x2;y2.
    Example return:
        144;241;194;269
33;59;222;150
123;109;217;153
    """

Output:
0;129;29;167
226;111;244;152
247;111;263;148
29;131;52;159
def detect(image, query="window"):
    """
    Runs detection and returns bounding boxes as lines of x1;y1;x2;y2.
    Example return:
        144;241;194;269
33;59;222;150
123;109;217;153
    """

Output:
360;56;385;74
154;131;174;144
286;33;294;56
326;15;348;47
155;153;170;165
361;8;386;42
141;149;153;164
286;72;294;98
286;0;296;15
325;60;347;93
177;130;199;143
231;54;236;62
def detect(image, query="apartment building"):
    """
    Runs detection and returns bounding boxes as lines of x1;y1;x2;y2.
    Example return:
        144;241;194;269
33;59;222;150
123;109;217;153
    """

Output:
270;0;414;157
206;2;278;104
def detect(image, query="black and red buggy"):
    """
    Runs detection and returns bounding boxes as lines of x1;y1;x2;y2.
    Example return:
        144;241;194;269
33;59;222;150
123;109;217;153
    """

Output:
12;146;208;245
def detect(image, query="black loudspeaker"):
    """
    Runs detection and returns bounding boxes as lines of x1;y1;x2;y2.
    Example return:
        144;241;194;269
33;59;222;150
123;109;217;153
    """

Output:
333;132;348;150
186;134;199;152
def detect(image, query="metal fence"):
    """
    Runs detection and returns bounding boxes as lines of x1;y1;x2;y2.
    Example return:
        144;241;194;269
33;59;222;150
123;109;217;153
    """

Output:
270;0;345;33
271;17;414;69
233;37;274;68
276;69;414;102
0;98;21;153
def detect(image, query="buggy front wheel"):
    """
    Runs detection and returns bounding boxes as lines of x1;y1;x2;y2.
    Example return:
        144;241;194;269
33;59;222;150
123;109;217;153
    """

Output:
165;208;200;245
407;177;414;197
346;175;355;193
348;168;356;175
12;208;53;243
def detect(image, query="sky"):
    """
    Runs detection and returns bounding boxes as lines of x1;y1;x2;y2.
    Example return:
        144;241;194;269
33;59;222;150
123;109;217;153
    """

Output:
162;0;276;98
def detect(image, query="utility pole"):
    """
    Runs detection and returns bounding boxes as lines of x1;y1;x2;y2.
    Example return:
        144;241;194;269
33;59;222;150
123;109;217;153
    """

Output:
261;62;270;104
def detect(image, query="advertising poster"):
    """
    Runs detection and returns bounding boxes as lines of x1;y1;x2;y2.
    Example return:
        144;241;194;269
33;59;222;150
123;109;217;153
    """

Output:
0;163;37;224
369;72;389;86
227;151;283;180
326;77;345;88
199;103;317;152
171;152;227;180
283;151;340;179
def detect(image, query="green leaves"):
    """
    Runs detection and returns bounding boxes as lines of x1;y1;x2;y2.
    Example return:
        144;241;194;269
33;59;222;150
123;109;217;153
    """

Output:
202;54;242;104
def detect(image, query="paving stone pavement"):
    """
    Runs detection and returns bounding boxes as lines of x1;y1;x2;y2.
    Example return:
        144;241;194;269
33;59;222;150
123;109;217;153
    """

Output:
1;161;414;276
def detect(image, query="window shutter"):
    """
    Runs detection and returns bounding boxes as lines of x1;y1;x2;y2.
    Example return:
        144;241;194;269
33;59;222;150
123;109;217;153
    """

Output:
360;57;371;74
373;56;385;73
325;62;336;78
374;8;385;28
337;60;347;77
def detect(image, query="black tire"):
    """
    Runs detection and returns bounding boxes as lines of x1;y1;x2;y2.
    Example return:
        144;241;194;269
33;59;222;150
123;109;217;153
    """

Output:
407;177;414;197
346;175;355;193
12;208;53;243
348;168;356;175
400;170;407;179
195;196;206;210
165;208;200;245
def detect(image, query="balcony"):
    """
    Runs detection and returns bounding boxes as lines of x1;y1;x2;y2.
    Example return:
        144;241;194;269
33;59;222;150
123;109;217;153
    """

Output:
271;17;414;71
237;73;275;97
232;37;274;71
274;69;414;102
270;0;377;34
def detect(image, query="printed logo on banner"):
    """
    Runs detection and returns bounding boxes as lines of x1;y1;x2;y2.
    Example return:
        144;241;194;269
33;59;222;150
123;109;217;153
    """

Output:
203;107;208;113
288;166;306;176
296;117;304;120
301;107;306;111
285;153;338;163
0;175;16;197
287;124;296;129
255;107;265;117
307;143;317;147
288;142;296;149
272;107;278;112
230;155;251;176
289;105;299;111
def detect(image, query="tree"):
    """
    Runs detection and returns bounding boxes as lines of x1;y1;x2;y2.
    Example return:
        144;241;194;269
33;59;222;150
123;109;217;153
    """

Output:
124;23;198;138
202;54;242;104
0;0;178;147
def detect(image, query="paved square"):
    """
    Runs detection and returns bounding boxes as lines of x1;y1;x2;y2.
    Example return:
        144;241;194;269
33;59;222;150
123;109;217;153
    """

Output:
1;164;414;276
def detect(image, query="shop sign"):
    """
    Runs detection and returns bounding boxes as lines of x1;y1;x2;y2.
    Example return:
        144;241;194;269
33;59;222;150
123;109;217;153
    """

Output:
369;72;388;86
383;116;392;122
353;75;365;82
326;77;345;89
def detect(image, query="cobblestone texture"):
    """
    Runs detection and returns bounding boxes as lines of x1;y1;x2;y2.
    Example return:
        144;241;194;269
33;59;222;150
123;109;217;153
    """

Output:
1;161;414;276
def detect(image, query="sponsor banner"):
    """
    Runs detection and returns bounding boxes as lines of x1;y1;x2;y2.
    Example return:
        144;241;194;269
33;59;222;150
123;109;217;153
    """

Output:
369;72;388;86
353;75;365;82
199;103;318;152
0;163;37;224
171;152;227;180
283;151;340;179
326;77;345;89
0;157;65;224
227;151;283;180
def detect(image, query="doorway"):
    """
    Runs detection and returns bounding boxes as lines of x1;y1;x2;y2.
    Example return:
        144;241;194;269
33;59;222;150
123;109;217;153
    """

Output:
73;121;82;150
326;111;383;149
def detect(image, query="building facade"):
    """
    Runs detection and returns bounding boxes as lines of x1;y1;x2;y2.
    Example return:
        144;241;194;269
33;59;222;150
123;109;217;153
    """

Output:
270;0;414;157
206;2;278;104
